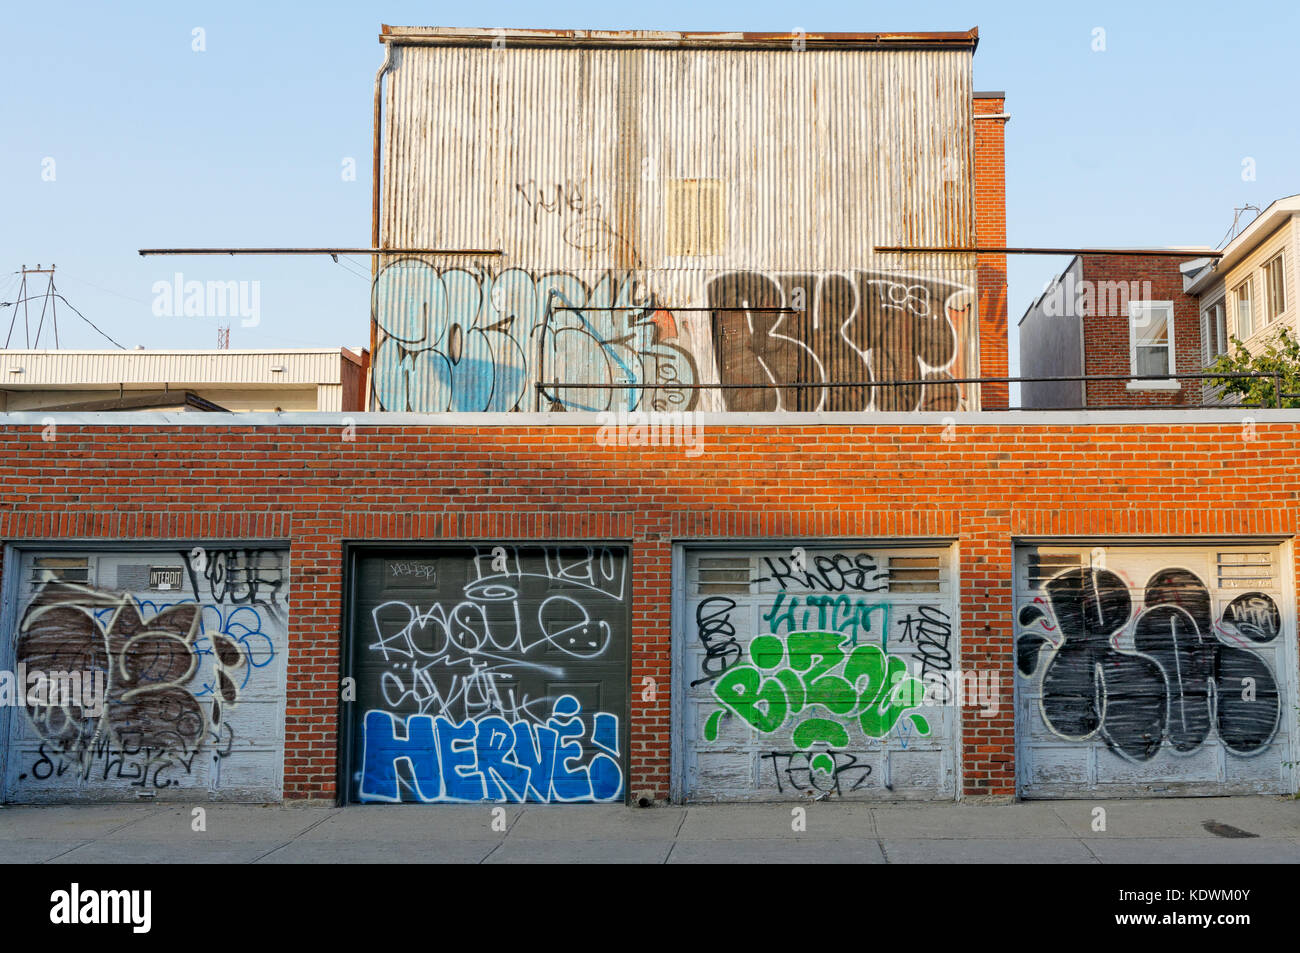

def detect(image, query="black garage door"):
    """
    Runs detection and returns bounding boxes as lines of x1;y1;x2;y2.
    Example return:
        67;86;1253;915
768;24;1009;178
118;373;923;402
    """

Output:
345;545;629;803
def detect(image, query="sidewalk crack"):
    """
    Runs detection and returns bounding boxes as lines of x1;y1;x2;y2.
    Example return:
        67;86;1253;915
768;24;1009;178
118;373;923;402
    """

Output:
663;808;688;864
249;808;341;864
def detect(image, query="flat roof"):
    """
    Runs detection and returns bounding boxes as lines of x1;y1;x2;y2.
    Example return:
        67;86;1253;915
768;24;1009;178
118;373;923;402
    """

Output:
379;25;980;51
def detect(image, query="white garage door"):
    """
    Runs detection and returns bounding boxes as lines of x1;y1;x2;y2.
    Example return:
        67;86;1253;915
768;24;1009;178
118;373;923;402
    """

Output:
1014;543;1296;797
2;547;289;802
679;544;957;801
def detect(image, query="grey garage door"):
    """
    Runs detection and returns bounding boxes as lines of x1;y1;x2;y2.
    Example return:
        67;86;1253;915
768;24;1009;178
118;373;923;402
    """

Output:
347;545;629;803
1014;543;1296;797
2;547;289;803
679;544;957;801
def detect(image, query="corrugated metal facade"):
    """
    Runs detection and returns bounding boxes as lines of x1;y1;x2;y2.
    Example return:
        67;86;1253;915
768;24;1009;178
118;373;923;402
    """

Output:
373;34;980;413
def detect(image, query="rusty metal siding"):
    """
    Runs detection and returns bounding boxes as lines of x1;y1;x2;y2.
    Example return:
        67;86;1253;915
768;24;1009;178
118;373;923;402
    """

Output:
374;42;978;413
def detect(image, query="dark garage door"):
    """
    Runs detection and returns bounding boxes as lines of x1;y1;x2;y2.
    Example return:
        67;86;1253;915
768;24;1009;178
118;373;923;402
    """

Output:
346;545;629;803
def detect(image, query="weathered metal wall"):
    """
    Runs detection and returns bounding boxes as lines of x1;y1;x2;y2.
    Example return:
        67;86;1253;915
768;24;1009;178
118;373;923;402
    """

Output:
1018;256;1085;409
2;547;288;802
347;545;629;803
678;545;958;801
373;42;978;413
1014;543;1295;797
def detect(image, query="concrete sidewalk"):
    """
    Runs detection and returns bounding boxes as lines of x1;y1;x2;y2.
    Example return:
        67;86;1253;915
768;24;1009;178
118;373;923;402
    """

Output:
1;796;1297;863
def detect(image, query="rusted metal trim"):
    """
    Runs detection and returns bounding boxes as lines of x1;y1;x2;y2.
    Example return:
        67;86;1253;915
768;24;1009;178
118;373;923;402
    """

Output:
875;246;1223;258
137;248;504;256
377;25;979;52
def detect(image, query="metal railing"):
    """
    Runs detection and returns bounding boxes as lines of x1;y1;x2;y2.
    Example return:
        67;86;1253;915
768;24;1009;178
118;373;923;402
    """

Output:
535;370;1289;412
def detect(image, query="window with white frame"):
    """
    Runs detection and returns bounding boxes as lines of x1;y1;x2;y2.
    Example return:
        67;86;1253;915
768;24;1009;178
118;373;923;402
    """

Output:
1128;300;1177;387
1263;253;1287;322
1234;278;1255;340
1201;300;1227;362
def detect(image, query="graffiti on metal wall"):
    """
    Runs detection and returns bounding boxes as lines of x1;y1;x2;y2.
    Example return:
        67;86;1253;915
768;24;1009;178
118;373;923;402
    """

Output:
372;259;697;413
706;270;972;412
357;546;627;803
1017;567;1282;761
695;551;949;796
180;548;287;619
12;577;278;792
701;631;932;771
371;232;976;415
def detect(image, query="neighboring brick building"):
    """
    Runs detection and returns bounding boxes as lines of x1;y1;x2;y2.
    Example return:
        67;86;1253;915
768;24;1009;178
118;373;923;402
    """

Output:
1019;254;1210;408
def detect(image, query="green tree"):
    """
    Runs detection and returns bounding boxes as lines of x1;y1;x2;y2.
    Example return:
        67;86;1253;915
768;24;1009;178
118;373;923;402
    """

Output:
1207;326;1300;408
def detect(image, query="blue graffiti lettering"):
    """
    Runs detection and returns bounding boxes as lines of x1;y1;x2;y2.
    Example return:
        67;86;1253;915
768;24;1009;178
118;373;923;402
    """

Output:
359;695;623;803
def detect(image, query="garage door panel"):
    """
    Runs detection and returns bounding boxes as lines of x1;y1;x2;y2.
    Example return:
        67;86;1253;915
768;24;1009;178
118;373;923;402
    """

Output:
681;545;957;802
1025;746;1091;787
1096;746;1220;785
4;548;289;803
1014;543;1295;797
349;545;629;804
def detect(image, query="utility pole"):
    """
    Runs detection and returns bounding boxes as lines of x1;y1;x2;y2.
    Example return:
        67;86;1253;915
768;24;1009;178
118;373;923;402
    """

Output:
4;264;59;349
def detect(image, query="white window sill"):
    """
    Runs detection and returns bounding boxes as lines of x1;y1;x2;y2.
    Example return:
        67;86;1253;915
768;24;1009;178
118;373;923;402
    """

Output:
1126;380;1181;391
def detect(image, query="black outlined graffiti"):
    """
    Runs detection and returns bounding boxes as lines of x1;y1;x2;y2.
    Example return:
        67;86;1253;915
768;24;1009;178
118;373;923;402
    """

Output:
513;179;642;264
706;269;972;412
762;750;873;797
181;548;286;616
896;606;954;701
752;553;888;593
691;596;741;687
1222;592;1281;644
1017;567;1281;761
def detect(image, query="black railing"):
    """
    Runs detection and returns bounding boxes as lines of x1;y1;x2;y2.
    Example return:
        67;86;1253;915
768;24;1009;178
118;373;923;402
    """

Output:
534;370;1288;412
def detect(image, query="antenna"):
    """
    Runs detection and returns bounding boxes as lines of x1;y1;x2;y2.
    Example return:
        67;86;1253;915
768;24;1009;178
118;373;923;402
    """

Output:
217;324;230;349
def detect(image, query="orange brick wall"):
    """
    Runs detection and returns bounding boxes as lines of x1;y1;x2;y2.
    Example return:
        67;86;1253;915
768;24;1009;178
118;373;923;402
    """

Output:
974;95;1009;409
1;419;1296;801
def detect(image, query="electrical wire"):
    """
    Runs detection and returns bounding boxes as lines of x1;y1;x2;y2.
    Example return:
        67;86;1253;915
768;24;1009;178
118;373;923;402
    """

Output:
46;293;126;349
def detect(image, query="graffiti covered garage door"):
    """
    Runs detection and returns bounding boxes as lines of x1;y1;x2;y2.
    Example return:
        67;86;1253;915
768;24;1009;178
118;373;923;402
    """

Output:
347;546;629;803
1014;544;1296;797
2;547;289;803
679;545;958;801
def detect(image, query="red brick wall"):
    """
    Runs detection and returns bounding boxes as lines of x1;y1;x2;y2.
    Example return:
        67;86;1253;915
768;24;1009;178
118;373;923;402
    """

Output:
1080;255;1204;407
2;419;1295;801
974;96;1009;410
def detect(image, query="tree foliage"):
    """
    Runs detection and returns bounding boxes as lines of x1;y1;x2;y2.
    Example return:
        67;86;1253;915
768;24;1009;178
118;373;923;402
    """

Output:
1207;326;1300;408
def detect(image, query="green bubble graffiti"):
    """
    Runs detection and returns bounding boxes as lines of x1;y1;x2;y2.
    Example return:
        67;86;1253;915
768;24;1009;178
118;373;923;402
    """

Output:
702;630;930;776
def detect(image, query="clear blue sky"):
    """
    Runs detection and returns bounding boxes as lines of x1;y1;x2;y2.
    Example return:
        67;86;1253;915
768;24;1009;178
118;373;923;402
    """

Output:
2;0;1296;372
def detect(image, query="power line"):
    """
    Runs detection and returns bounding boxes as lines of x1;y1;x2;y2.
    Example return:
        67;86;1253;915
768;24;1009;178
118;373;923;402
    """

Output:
51;293;126;349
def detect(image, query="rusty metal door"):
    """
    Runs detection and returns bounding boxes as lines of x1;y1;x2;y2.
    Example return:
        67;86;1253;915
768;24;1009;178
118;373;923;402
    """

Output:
1014;543;1296;797
678;544;958;801
346;545;629;803
2;547;289;803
